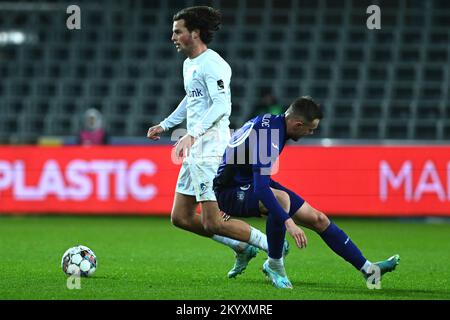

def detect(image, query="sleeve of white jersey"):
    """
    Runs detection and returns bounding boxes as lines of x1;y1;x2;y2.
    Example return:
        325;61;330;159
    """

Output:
159;96;188;131
188;59;231;138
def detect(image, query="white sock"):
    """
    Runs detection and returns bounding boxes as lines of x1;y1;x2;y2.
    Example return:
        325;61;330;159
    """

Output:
360;260;373;274
268;257;286;276
248;227;268;252
212;235;247;253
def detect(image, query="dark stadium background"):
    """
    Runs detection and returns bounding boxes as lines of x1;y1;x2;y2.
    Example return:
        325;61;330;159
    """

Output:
0;0;449;301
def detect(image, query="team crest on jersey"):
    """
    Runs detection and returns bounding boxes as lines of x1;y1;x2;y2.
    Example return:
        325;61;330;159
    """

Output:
199;182;208;195
236;191;245;202
217;79;224;90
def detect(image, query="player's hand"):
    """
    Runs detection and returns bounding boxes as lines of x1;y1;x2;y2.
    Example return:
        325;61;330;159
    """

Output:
147;125;164;140
285;218;307;249
174;134;195;159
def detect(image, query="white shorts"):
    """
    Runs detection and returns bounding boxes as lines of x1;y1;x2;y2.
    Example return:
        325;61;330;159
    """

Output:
175;156;222;202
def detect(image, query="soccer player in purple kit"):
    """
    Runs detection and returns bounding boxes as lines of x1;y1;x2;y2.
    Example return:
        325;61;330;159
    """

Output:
147;6;289;279
213;96;400;289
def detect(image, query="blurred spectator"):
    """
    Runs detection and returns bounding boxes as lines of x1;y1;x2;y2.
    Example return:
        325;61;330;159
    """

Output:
251;92;283;117
78;108;109;146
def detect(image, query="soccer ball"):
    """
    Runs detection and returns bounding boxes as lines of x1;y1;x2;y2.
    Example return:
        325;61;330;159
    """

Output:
61;245;97;277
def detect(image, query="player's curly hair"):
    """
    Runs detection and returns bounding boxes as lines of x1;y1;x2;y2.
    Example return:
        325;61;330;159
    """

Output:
286;96;324;122
173;6;222;44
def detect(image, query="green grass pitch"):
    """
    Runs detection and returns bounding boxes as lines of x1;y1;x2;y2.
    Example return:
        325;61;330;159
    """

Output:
1;215;449;300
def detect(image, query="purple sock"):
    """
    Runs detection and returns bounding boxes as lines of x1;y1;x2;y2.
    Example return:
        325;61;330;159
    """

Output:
266;214;286;259
319;222;367;270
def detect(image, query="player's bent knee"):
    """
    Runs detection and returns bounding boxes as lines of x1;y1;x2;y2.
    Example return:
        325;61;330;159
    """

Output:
273;189;290;212
202;219;223;235
314;211;330;232
170;214;184;228
170;212;192;230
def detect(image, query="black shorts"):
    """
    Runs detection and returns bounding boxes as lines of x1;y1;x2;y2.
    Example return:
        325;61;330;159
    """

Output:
215;179;304;218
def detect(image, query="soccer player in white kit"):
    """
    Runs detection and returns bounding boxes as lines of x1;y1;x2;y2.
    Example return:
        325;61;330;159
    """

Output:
147;6;283;278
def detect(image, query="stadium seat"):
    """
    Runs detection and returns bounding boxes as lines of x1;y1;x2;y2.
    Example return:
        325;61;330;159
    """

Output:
386;120;410;139
330;121;352;139
0;115;19;140
357;120;382;139
388;101;412;119
414;121;438;140
443;122;450;139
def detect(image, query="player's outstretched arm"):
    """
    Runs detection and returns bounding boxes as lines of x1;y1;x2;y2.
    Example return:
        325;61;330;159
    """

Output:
147;96;188;140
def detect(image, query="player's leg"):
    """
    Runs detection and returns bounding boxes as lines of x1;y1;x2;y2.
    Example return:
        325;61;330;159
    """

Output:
190;157;267;249
211;185;292;256
171;159;212;236
291;201;400;282
170;192;210;236
292;201;367;269
188;157;267;277
172;161;252;254
268;179;367;270
200;201;252;241
171;193;256;255
200;200;264;278
267;179;399;285
257;187;291;258
261;223;292;289
258;188;290;257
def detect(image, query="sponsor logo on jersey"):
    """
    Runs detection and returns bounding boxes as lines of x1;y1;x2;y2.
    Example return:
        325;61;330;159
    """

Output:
188;88;203;98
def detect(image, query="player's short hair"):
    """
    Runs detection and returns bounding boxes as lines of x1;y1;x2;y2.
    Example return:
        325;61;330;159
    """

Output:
173;6;222;44
286;96;324;122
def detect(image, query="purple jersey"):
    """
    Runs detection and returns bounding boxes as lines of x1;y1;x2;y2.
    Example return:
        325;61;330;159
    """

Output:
213;113;287;191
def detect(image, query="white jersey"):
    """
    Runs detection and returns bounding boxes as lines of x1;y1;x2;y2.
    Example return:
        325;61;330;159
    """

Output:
159;49;232;158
